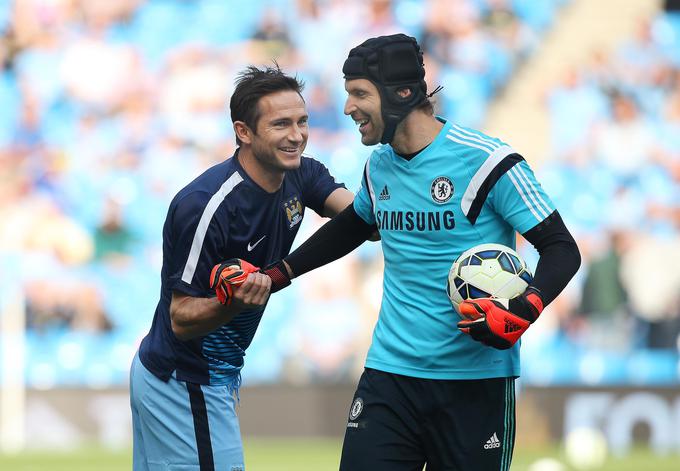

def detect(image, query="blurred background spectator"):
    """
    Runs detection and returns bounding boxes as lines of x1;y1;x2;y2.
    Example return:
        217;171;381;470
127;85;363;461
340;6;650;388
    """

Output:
0;0;678;390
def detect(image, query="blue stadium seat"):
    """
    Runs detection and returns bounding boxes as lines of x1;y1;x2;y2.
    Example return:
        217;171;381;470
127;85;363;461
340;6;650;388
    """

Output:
0;72;18;146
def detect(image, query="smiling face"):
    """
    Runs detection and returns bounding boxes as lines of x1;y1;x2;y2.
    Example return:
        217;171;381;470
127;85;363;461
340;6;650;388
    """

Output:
344;78;384;146
238;90;309;172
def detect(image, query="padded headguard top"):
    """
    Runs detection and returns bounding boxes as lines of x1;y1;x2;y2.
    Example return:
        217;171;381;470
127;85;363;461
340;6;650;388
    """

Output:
343;33;427;144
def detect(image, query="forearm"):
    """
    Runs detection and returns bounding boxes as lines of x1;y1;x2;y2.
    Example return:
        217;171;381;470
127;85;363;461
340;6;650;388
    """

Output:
523;211;581;305
170;292;242;341
284;204;376;278
322;188;354;217
458;212;580;349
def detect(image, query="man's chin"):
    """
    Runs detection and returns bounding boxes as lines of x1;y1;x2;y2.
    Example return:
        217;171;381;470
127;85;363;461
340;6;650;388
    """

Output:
276;150;303;164
279;156;302;171
361;134;380;146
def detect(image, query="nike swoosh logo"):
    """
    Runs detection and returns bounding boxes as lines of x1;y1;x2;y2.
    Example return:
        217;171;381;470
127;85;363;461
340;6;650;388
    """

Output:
247;235;266;252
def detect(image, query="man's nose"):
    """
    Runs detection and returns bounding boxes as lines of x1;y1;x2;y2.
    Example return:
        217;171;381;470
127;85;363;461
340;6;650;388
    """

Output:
289;124;305;142
343;97;356;116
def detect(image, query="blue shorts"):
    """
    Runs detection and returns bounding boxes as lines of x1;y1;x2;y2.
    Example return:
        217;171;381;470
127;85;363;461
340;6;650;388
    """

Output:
130;352;244;471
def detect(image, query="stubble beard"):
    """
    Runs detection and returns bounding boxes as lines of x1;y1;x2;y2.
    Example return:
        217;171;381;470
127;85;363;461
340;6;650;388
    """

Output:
252;140;302;173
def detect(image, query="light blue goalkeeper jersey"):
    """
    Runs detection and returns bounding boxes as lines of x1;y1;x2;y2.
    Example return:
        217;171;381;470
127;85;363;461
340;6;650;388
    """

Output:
353;118;556;379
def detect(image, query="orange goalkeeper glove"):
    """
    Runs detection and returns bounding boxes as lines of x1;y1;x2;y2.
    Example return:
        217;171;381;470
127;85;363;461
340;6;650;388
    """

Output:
210;259;260;306
456;287;544;350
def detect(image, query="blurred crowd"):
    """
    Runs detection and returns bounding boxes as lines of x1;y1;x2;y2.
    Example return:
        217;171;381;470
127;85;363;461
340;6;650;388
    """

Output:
535;13;680;356
2;0;678;388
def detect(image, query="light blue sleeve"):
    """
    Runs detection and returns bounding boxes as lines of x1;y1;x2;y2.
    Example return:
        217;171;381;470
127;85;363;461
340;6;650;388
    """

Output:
490;160;556;234
352;161;376;225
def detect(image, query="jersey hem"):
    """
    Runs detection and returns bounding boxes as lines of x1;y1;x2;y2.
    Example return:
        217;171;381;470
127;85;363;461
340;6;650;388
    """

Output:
138;350;173;383
364;359;520;380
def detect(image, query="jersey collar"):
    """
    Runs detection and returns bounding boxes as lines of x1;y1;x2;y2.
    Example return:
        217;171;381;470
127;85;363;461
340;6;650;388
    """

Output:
389;117;452;167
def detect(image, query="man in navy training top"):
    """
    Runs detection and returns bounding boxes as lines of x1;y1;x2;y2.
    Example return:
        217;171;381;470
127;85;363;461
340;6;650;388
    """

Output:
257;34;582;470
129;65;353;471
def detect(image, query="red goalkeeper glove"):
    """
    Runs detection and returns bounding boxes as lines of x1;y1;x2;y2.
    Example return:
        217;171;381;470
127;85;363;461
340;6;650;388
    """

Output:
456;287;544;350
260;260;292;293
210;259;259;306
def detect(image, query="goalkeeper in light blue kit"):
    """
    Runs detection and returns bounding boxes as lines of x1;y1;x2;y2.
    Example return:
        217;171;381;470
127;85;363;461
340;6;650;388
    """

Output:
252;34;581;470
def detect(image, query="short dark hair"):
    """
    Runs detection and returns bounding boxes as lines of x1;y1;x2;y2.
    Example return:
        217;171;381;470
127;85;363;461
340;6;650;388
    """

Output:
230;64;305;145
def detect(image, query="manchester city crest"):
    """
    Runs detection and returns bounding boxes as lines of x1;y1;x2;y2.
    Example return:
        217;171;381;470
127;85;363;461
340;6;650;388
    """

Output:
430;176;454;204
283;196;304;228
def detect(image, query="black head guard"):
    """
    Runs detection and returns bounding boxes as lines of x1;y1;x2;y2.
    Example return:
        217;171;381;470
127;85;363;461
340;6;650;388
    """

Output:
342;33;427;144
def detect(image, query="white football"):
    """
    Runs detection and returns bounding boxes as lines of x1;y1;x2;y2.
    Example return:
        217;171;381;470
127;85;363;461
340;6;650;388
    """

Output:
447;243;533;318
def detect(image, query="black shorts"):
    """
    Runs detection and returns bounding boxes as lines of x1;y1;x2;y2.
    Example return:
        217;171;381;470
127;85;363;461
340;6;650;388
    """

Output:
339;368;516;471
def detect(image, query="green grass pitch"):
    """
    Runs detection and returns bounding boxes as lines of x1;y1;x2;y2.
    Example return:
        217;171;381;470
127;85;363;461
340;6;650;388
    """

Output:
0;439;678;470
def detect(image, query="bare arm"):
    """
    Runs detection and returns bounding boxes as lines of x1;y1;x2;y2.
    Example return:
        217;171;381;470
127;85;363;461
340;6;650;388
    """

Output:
321;187;354;217
321;187;380;241
170;272;271;341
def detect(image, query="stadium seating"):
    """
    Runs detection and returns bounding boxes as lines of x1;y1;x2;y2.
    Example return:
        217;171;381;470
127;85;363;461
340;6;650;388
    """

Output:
3;0;678;388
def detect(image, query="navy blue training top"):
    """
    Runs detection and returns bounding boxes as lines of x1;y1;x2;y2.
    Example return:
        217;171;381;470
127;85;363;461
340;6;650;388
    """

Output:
138;149;344;385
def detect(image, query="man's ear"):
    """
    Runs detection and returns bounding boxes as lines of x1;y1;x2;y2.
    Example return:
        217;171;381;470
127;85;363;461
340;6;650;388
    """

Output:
233;121;252;145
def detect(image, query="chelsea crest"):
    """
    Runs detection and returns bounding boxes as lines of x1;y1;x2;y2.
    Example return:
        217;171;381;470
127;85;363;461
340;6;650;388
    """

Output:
430;176;453;204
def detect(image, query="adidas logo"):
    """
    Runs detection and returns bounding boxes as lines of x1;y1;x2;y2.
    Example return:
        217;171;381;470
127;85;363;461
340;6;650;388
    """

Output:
484;432;501;449
504;319;522;333
378;185;390;200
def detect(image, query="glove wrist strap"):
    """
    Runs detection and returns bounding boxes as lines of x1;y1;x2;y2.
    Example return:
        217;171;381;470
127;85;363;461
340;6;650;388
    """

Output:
523;287;544;322
262;261;291;293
